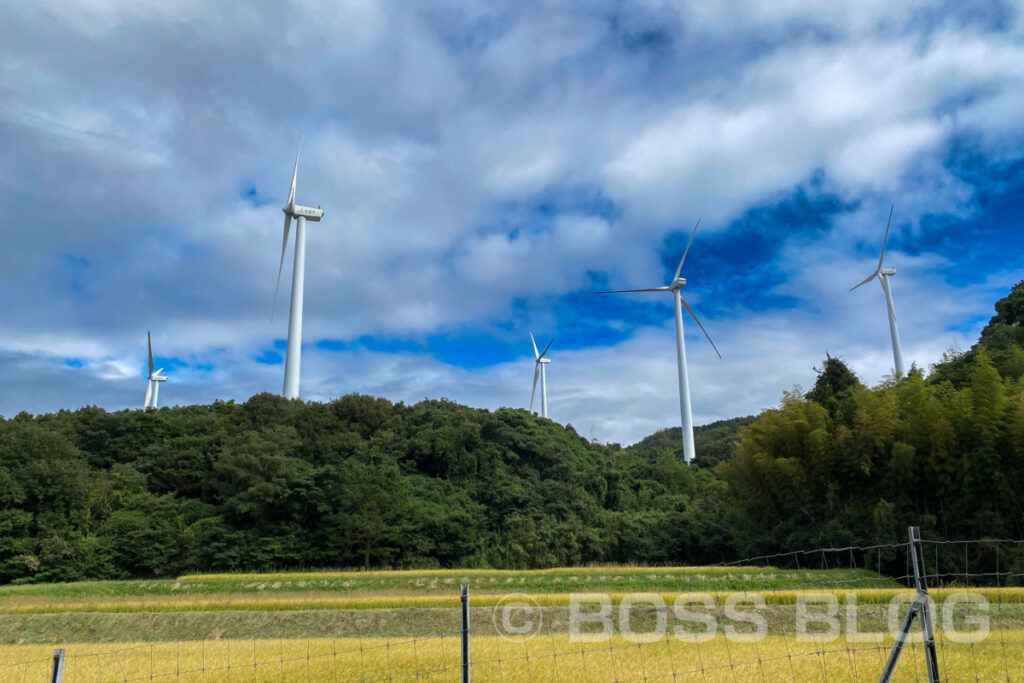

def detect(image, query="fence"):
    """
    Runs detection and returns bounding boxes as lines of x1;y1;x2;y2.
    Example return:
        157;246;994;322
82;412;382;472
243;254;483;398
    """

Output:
2;526;1023;682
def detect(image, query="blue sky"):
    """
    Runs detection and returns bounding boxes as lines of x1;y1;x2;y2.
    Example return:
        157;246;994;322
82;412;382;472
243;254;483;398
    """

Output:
1;0;1023;444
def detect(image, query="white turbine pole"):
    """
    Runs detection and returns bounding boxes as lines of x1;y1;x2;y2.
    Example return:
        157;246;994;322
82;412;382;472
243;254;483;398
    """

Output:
879;273;905;376
540;362;548;418
851;204;906;377
284;215;306;399
594;219;719;464
673;289;696;462
274;145;322;400
152;381;160;409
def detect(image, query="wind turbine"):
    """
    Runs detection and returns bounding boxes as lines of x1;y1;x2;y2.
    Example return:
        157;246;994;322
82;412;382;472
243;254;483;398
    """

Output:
596;220;721;463
273;145;324;399
529;333;553;418
850;203;905;377
143;331;167;409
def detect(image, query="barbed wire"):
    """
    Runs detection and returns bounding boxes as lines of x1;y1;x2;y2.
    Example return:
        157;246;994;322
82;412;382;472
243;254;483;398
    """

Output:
3;533;1024;682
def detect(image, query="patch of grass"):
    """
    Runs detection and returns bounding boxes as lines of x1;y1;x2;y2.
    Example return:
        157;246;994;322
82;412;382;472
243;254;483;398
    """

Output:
0;567;892;600
4;586;1024;616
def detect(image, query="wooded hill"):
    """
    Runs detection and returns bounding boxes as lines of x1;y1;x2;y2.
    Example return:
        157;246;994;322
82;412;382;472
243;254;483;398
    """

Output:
2;282;1023;583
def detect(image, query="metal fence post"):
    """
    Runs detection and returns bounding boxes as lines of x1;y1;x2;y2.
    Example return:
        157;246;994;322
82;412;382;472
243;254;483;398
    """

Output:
461;583;471;683
910;526;941;683
50;648;65;683
877;526;940;683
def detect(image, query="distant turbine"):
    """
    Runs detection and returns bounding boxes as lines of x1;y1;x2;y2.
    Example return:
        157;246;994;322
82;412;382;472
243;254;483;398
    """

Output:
143;331;167;409
529;333;553;418
851;203;905;377
273;145;324;399
596;219;721;463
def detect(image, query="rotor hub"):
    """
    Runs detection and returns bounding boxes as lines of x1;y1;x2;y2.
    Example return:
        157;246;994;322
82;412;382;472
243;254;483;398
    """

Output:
670;278;687;290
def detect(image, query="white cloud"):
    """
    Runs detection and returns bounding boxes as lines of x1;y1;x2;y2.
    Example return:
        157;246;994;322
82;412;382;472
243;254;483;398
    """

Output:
1;0;1023;445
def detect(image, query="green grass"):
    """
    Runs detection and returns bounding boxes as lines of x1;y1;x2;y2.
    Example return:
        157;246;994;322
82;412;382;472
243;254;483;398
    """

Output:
3;602;1022;645
0;565;930;646
0;566;896;600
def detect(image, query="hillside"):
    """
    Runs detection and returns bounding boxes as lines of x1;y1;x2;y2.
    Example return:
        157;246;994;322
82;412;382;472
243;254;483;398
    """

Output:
927;279;1024;387
628;416;758;469
0;396;728;582
2;282;1024;583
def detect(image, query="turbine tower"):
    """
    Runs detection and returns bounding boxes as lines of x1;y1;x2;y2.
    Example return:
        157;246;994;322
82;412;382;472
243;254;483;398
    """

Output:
143;331;167;409
529;333;553;418
851;203;905;377
596;220;721;463
274;145;324;399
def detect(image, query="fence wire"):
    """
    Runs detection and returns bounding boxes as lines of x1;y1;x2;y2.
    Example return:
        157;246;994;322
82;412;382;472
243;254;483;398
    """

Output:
2;532;1023;682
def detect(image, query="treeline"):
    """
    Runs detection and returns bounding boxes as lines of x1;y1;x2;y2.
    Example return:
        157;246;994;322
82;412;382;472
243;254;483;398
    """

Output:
721;281;1024;557
1;283;1023;583
0;394;727;582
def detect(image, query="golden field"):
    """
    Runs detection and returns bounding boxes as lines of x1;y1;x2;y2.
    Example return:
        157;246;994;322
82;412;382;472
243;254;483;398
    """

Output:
2;586;1022;615
2;566;1020;680
1;632;1022;682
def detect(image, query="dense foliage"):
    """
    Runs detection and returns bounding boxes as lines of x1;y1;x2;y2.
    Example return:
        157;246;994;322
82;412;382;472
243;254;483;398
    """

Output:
721;281;1024;555
2;282;1023;583
0;396;727;582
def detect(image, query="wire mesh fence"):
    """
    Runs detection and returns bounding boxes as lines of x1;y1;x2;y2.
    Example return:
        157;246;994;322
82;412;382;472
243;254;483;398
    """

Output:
2;527;1023;682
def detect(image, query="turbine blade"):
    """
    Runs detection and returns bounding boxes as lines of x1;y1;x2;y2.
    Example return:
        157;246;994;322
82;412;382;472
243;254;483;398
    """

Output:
530;332;539;359
850;272;877;291
673;218;701;281
594;287;670;294
272;214;292;322
153;368;164;376
530;365;539;412
144;380;152;408
538;339;553;360
147;331;154;375
877;203;895;272
287;145;299;210
680;296;722;359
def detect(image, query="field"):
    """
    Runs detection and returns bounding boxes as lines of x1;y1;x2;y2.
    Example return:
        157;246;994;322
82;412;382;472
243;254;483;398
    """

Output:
1;566;1022;681
3;634;1023;682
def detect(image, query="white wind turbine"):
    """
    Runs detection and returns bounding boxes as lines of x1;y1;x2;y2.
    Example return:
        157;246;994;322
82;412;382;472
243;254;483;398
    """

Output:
273;145;324;399
143;331;167;409
529;333;553;418
851;203;905;377
596;220;721;463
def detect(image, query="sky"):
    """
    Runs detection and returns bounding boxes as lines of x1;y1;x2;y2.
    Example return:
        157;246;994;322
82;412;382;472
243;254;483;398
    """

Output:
2;0;1023;446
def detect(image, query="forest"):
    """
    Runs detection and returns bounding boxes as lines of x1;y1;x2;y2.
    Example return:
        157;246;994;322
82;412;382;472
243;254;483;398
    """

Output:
1;282;1023;584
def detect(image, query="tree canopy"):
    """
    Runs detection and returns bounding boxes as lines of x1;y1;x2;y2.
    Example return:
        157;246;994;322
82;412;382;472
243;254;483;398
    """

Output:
2;283;1024;583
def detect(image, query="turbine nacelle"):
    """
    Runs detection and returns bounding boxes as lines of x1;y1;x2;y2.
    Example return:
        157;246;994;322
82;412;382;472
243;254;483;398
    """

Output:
670;277;687;290
851;203;897;291
537;357;551;365
285;204;324;222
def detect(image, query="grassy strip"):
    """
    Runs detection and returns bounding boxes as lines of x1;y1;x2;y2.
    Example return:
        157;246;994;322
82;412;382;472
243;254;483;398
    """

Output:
4;586;1024;615
0;567;892;599
4;604;1021;644
179;565;770;580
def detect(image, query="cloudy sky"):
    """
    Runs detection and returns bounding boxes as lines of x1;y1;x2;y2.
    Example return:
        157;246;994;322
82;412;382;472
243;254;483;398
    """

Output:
2;0;1023;445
